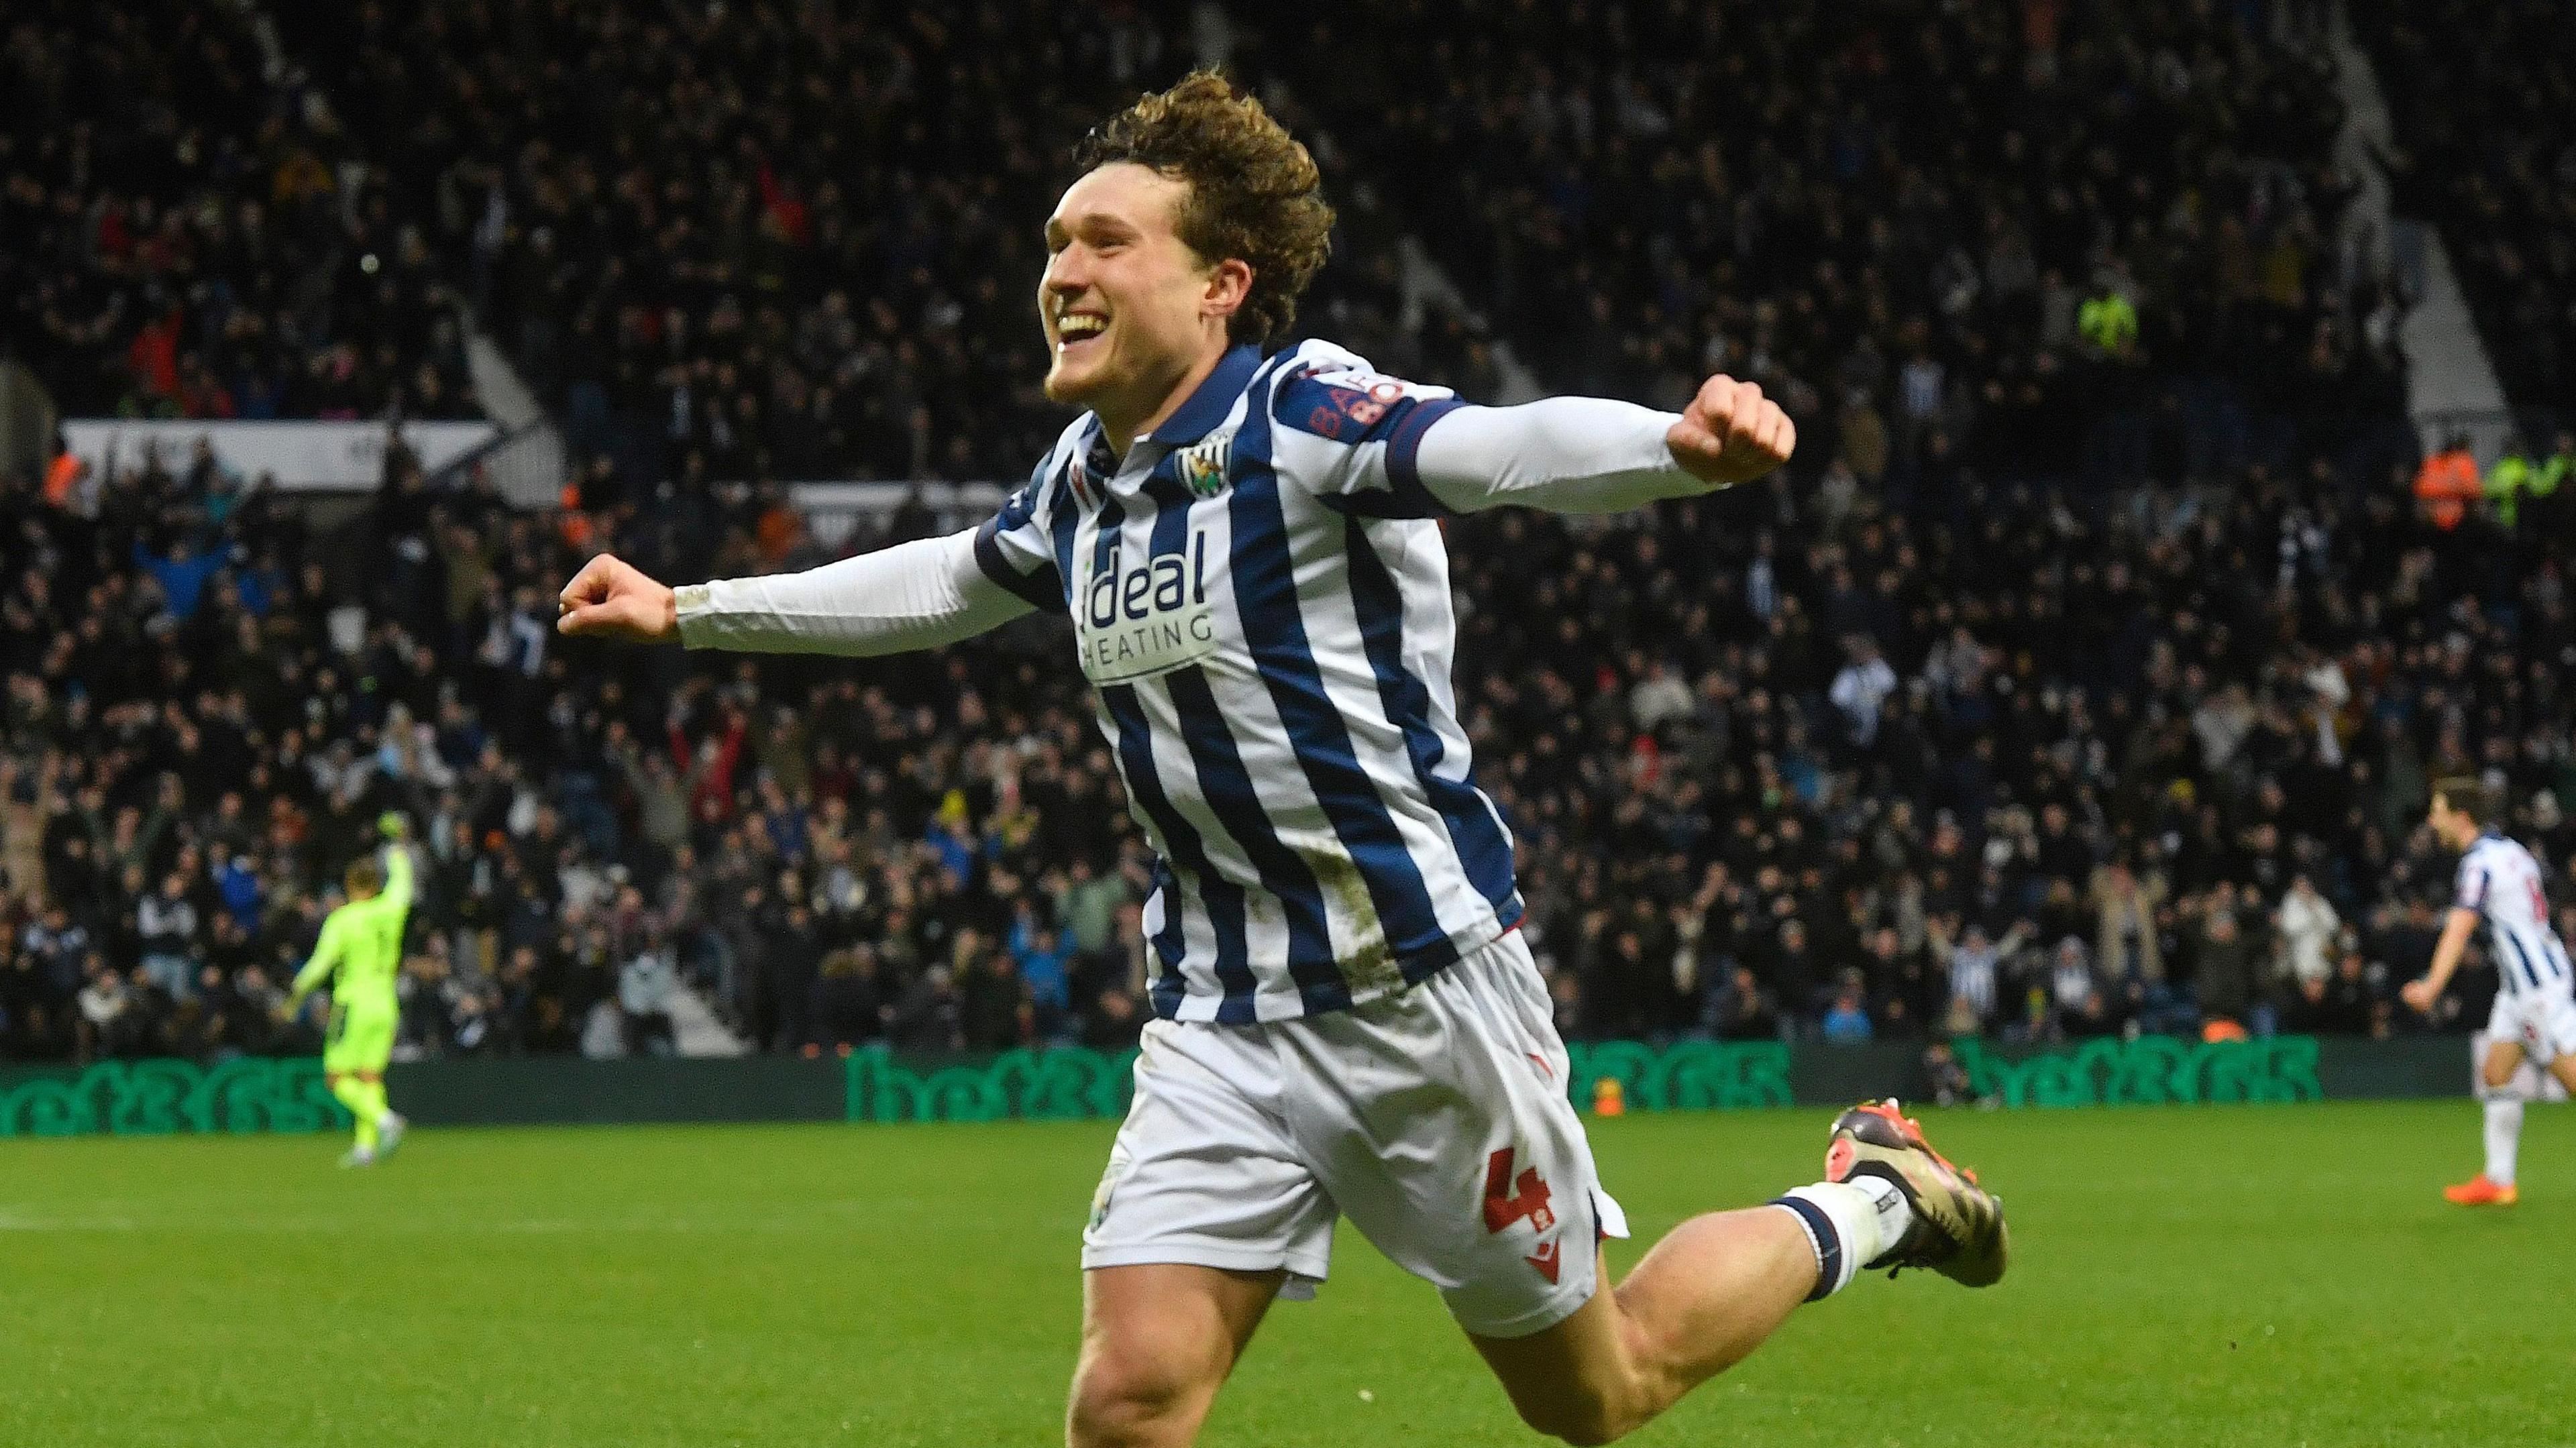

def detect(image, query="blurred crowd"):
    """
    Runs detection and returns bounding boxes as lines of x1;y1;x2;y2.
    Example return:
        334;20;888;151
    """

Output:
3;0;2571;1068
1476;455;2573;1048
0;427;1173;1064
1;0;478;423
5;412;2570;1066
280;0;1492;496
1251;0;2414;496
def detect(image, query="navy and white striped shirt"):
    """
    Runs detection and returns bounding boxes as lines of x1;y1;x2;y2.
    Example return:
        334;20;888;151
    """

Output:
675;337;1705;1019
975;341;1527;1022
2456;830;2573;997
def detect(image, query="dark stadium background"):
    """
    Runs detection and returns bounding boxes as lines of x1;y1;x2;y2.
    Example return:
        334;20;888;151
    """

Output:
1;0;2571;1076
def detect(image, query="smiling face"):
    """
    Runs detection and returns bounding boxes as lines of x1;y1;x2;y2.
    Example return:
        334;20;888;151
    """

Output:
1038;163;1248;443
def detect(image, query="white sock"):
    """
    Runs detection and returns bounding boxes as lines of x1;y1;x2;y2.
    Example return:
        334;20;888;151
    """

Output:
1774;1177;1913;1298
2483;1096;2524;1186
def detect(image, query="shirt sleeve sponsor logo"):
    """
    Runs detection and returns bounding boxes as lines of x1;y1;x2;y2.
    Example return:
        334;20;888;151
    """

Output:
1296;370;1409;441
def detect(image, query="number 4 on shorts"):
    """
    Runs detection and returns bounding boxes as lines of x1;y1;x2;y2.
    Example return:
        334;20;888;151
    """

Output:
1482;1146;1556;1235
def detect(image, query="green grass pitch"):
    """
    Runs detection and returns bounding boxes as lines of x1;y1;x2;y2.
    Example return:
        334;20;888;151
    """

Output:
9;1100;2575;1446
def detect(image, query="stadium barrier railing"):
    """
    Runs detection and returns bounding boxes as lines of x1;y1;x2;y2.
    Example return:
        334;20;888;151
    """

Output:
427;418;566;508
2413;405;2570;467
63;416;500;493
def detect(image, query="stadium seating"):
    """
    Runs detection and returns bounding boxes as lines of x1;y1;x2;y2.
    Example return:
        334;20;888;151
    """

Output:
0;0;477;422
265;0;1448;494
1239;0;2411;492
2;0;2569;1068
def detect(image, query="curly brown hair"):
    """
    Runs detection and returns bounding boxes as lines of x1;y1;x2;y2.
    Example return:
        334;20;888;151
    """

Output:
1075;69;1334;347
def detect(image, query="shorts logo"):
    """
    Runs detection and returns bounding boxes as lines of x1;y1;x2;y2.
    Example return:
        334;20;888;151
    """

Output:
1482;1146;1558;1235
1482;1144;1562;1281
1175;430;1233;498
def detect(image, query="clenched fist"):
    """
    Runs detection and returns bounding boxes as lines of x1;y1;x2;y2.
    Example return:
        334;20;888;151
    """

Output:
1666;374;1796;487
557;553;680;643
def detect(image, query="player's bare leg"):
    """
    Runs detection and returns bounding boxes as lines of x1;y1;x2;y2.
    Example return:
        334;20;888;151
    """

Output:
2452;1038;2532;1205
2453;1038;2576;1205
1475;1101;2003;1444
2481;1036;2527;1093
1472;1211;1815;1444
1067;1265;1281;1448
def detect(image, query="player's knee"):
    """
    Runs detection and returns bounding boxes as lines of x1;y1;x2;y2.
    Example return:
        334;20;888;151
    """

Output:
1066;1351;1203;1445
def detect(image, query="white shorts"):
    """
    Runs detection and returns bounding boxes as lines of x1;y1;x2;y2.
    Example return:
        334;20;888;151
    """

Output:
1082;930;1630;1339
2485;985;2576;1064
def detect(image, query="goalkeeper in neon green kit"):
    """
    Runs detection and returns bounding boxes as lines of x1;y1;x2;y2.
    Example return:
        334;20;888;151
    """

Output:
284;814;415;1166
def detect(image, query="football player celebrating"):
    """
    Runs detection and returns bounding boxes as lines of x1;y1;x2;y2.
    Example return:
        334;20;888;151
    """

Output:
562;70;2004;1447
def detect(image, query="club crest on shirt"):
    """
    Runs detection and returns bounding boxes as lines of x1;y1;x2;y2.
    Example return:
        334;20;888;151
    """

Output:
1175;430;1233;498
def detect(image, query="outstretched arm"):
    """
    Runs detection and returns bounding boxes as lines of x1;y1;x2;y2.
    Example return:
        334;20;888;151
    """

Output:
378;835;416;917
2401;907;2481;1011
557;527;1032;656
1413;375;1796;515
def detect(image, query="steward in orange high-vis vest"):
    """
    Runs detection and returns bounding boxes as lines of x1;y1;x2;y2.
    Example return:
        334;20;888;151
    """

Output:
2413;437;2481;530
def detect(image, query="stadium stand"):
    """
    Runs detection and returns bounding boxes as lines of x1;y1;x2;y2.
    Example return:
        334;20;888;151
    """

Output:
0;417;1154;1062
266;0;1460;498
2;0;2569;1067
1238;0;2414;495
1;0;478;423
2352;0;2575;412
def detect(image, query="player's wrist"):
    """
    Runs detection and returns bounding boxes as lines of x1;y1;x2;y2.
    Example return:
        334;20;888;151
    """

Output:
1659;418;1735;492
669;582;708;646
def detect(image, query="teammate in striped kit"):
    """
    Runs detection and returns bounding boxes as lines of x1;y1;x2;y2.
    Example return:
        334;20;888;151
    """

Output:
559;71;2004;1447
2402;777;2576;1205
